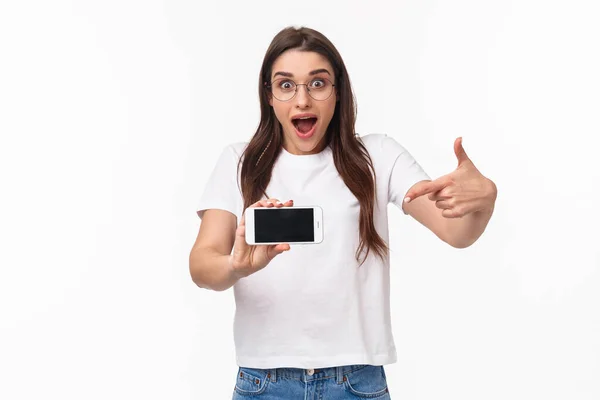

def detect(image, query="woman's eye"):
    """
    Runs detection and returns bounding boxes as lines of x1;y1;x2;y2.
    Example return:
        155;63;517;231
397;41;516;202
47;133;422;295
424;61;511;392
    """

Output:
279;81;294;90
310;79;325;88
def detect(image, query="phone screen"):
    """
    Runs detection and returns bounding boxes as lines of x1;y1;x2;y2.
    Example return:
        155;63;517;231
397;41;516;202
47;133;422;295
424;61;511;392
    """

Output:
254;208;314;243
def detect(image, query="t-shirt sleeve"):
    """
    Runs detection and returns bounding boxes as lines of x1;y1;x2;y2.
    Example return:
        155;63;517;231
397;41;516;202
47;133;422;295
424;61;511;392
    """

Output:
196;144;243;221
384;135;431;215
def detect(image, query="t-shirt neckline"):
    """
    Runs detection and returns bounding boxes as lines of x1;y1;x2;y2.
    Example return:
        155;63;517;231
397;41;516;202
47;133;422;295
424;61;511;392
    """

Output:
278;144;333;167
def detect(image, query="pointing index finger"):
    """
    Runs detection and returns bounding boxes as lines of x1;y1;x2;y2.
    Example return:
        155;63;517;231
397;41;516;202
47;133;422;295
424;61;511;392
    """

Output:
404;179;447;203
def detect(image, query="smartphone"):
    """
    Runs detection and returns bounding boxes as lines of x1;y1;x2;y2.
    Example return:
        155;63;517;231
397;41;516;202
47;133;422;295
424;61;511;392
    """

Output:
244;206;323;245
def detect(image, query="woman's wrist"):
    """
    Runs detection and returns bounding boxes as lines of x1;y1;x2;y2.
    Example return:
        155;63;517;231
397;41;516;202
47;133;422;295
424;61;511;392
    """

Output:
226;254;243;281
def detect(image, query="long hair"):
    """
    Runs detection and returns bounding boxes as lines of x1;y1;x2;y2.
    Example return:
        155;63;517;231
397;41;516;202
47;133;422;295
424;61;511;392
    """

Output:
238;26;388;266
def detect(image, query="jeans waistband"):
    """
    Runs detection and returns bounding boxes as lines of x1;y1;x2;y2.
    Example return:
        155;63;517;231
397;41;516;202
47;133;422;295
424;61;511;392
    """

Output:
266;364;371;384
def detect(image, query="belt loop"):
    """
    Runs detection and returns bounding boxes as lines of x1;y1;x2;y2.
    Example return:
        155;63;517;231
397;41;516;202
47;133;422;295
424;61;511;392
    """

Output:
269;368;277;383
336;366;343;384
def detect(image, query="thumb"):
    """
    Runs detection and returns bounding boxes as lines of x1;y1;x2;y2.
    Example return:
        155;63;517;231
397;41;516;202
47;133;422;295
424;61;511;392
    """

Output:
454;137;471;166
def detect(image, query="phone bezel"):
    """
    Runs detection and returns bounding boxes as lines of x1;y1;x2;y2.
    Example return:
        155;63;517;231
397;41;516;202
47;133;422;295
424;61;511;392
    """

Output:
244;206;323;245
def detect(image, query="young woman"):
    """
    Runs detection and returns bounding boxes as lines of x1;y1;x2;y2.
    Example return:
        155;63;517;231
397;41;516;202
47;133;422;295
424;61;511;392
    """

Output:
190;26;497;400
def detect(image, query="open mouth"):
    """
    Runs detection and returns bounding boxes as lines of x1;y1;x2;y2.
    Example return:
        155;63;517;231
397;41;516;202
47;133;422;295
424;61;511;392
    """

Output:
292;117;318;137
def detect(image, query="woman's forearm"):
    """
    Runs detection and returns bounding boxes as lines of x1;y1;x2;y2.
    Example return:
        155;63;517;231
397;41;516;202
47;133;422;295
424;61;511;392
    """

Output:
445;204;495;248
189;249;239;291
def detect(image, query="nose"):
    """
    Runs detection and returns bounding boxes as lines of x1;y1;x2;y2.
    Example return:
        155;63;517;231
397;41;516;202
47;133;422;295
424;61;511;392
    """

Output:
294;84;311;108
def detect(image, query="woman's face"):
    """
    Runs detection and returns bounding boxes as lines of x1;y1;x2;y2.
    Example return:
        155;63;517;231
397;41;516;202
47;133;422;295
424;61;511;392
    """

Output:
268;50;337;155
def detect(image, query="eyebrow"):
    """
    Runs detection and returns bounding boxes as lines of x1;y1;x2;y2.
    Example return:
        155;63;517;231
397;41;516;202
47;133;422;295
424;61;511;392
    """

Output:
272;68;331;79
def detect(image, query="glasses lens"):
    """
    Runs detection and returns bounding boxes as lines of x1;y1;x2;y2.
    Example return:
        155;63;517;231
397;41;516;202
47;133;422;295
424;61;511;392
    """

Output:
307;78;334;101
271;79;296;101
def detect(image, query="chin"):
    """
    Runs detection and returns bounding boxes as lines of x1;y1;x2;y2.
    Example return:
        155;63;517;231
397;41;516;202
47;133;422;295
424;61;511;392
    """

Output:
295;134;325;151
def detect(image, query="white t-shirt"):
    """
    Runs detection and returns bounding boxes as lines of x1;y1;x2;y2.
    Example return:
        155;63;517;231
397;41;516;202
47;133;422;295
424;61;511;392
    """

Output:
196;133;430;369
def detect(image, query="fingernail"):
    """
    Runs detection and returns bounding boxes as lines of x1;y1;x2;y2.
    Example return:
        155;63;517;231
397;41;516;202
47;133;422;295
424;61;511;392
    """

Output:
404;197;411;203
276;201;282;205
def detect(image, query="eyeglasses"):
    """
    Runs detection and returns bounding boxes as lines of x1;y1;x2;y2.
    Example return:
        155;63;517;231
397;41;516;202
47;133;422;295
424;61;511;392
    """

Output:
265;77;335;101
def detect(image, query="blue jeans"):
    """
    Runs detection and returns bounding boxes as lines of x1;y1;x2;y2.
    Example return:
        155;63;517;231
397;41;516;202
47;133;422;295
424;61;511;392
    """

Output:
232;364;391;399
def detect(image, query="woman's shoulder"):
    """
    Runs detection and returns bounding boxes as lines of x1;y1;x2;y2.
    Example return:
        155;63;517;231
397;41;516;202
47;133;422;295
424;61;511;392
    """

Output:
219;141;250;160
357;132;386;147
356;133;405;157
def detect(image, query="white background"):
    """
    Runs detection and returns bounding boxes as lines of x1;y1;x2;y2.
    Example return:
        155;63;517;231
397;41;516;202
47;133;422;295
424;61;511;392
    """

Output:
1;0;599;399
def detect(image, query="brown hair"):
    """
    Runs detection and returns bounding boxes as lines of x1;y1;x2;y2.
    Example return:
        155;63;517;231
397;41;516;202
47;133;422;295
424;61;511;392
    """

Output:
237;26;388;266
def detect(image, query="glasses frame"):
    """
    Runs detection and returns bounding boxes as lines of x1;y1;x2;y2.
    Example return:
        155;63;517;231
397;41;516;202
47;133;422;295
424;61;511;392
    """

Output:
264;77;336;102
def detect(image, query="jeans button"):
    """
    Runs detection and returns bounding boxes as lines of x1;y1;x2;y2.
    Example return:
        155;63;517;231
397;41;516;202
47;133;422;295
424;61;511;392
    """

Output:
307;369;314;376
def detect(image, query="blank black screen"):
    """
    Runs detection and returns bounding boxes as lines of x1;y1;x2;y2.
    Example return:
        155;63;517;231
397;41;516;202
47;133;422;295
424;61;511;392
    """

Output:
255;208;314;243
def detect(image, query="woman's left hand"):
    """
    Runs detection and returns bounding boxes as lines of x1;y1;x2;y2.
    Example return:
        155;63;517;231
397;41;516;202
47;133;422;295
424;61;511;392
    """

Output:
404;137;497;218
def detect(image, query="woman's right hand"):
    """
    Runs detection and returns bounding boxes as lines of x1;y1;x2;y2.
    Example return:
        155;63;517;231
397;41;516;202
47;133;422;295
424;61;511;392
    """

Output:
229;198;294;279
